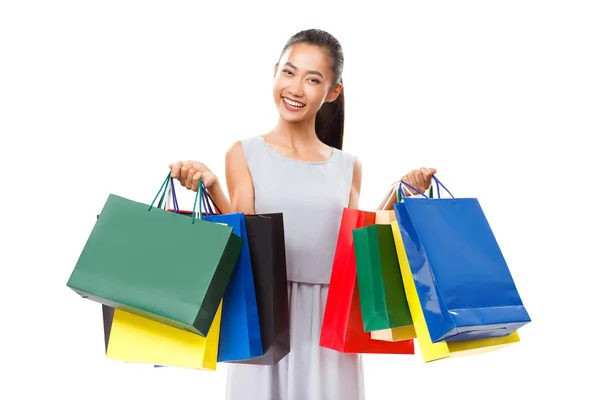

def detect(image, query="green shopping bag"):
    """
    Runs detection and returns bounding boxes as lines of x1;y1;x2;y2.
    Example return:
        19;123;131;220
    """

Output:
353;224;413;332
67;173;243;337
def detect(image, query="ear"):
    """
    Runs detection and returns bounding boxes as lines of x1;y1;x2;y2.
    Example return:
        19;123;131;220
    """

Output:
273;62;279;78
326;82;343;102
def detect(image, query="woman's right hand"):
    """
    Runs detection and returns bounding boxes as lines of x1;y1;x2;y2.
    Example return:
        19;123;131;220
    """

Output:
169;160;219;192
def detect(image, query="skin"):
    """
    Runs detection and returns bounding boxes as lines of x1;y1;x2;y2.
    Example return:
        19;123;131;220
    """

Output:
169;43;435;213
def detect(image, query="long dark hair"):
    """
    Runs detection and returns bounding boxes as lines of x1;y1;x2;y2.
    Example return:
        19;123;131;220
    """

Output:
280;29;345;150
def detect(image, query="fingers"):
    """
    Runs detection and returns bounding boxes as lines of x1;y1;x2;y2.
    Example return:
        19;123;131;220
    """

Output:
170;161;183;179
191;171;202;192
400;174;414;195
403;170;422;194
171;161;212;192
184;167;196;190
185;170;207;192
400;167;438;195
180;161;195;187
420;167;433;187
395;167;439;199
413;169;426;190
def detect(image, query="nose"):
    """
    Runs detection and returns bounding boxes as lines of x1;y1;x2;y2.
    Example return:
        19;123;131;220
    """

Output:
287;76;304;97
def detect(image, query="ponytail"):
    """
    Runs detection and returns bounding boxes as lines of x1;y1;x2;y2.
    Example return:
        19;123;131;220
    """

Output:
316;84;345;150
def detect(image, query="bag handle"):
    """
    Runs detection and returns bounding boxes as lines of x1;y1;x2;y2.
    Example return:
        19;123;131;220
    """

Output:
191;179;205;224
201;181;214;218
398;175;456;204
150;172;222;221
396;182;434;203
148;172;171;211
164;177;180;213
193;179;223;221
200;180;222;216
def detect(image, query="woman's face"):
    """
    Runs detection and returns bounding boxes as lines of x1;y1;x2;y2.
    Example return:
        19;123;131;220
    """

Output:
273;43;340;123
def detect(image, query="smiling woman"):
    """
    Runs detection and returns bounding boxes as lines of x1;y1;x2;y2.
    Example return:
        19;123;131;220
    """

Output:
221;31;365;400
169;28;435;400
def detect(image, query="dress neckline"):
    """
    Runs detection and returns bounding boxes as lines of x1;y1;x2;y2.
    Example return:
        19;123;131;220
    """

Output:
258;136;336;165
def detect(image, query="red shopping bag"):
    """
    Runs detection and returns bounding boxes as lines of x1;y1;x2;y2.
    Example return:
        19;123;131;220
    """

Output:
320;208;414;354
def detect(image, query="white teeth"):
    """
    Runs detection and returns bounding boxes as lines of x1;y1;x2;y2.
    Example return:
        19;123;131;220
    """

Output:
283;97;305;108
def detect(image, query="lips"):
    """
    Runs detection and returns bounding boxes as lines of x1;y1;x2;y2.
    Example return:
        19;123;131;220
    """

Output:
282;97;306;110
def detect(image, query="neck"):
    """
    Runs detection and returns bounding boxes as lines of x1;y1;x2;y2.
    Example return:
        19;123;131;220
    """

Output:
272;116;320;146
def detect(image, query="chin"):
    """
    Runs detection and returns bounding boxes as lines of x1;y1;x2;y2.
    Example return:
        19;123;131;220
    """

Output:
277;101;309;122
278;111;306;123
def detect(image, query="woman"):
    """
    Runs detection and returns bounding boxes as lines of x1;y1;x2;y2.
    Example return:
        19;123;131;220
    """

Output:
170;28;435;400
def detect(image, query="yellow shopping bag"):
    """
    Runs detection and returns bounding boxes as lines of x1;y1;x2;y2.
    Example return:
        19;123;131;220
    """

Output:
390;220;520;362
106;302;222;370
370;326;416;342
369;210;417;342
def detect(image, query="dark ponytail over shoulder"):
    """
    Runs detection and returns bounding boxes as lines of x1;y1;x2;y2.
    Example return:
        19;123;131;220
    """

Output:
316;83;344;150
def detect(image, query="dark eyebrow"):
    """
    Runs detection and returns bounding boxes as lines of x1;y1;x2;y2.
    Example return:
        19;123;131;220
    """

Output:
284;62;324;79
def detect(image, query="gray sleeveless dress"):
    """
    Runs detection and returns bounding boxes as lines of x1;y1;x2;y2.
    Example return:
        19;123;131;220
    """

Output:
225;136;365;400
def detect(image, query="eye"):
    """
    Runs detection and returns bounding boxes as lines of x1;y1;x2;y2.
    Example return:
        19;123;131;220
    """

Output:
308;78;321;84
282;68;293;75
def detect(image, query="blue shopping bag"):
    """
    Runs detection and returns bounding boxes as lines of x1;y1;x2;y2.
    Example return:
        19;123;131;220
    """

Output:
394;176;531;343
161;180;262;363
196;184;263;362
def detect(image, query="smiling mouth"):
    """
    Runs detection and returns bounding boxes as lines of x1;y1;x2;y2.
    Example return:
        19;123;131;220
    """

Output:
282;97;306;110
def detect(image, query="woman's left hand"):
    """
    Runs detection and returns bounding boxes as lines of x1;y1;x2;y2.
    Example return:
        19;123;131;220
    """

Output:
400;167;437;195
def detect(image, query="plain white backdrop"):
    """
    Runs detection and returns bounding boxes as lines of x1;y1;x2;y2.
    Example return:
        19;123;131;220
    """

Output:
1;1;599;399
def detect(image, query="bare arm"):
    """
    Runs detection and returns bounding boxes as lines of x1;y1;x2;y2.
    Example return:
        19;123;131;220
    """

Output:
224;141;256;214
205;181;235;215
348;157;362;209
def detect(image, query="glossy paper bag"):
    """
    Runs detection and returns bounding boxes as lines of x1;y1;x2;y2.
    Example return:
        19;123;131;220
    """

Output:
353;224;413;332
104;303;222;370
229;213;291;365
68;174;242;336
320;208;414;355
394;176;530;342
161;190;290;365
391;219;521;362
204;211;263;362
368;210;416;342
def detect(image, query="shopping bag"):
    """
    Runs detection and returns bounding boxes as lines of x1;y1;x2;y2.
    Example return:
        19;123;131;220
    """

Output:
168;186;289;365
353;224;413;332
320;207;414;354
366;210;416;342
207;213;263;362
390;219;521;362
67;173;243;336
102;304;114;352
394;176;531;343
192;187;263;362
103;301;223;370
229;213;290;365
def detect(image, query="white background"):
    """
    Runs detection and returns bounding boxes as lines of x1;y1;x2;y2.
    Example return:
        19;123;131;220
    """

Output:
1;1;599;399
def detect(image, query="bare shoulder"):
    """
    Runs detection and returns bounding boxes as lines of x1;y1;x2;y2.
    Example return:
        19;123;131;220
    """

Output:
225;135;264;164
226;139;254;171
225;140;252;181
225;140;244;161
353;155;362;176
224;139;255;213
